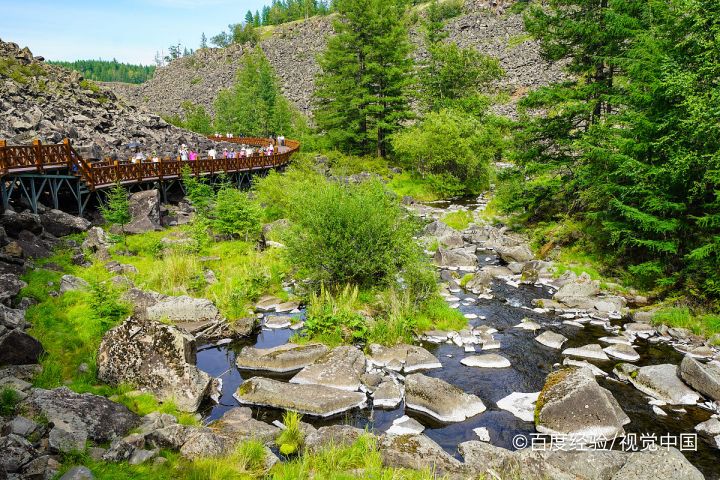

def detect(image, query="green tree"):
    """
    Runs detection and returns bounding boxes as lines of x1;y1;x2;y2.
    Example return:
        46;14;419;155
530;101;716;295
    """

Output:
100;184;131;252
245;10;255;24
200;32;208;49
211;187;263;241
314;0;414;157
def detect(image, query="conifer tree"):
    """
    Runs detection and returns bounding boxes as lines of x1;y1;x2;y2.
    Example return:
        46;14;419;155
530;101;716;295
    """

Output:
314;0;413;157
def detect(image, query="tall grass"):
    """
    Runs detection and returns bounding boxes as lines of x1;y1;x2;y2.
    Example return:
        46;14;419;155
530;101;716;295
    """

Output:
276;411;305;456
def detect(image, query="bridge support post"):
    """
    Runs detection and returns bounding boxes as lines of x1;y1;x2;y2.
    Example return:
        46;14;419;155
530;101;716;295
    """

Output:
0;179;8;213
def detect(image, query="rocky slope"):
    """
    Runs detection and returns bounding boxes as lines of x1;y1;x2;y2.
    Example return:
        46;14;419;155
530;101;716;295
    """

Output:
0;39;231;159
108;1;564;120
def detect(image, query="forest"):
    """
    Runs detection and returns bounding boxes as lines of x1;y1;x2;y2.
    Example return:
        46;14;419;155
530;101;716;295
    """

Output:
48;59;155;84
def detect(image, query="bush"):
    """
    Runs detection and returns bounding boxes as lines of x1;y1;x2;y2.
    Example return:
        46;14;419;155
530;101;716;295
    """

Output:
304;285;367;345
0;387;20;417
211;187;262;240
285;179;417;288
276;410;305;456
392;109;505;197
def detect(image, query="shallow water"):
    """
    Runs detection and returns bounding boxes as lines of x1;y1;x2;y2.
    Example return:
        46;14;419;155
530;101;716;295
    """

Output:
196;227;719;479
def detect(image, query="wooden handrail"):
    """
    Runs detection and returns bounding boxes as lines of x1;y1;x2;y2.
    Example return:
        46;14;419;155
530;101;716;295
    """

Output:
0;136;300;191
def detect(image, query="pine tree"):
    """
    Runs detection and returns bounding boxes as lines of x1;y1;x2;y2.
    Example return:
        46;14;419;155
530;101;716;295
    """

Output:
200;32;208;49
314;0;413;157
100;184;131;253
245;10;254;24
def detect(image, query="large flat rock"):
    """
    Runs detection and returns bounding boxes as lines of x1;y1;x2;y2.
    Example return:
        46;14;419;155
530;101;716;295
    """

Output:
290;346;366;391
614;363;701;405
536;368;630;441
236;343;329;373
234;377;367;417
367;344;441;373
405;373;485;423
680;356;720;402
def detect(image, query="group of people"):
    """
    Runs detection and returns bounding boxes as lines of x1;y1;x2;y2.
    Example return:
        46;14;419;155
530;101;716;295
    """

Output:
127;134;285;164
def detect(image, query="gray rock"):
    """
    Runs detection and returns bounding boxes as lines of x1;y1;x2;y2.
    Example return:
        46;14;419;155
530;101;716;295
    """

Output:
544;450;629;480
535;331;567;350
179;428;226;459
145;424;190;450
21;454;61;480
124;190;161;234
290;346;366;391
553;273;599;308
695;418;720;449
49;426;87;454
145;295;222;324
97;317;212;412
423;220;464;248
460;353;511;368
614;363;701;405
367;344;441;373
234;377;367;417
21;387;139;442
3;416;38;438
0;330;44;366
0;212;42;237
372;379;403;409
495;244;533;263
679;356;720;402
603;344;640;362
405;373;485;423
211;407;280;445
304;425;365;454
128;449;158;465
59;466;94;480
536;368;630;441
610;447;703;480
0;274;26;305
433;246;477;269
236;343;329;373
562;343;610;361
0;305;26;330
386;415;425;436
496;391;539;422
380;434;462;475
0;434;37;473
81;227;109;253
59;274;89;293
39;210;90;237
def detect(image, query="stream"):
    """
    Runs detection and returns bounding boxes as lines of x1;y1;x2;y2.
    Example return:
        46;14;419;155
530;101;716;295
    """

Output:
195;199;719;479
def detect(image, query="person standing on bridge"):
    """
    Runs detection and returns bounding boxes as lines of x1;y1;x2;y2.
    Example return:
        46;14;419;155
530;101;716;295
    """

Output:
179;144;189;161
208;147;217;159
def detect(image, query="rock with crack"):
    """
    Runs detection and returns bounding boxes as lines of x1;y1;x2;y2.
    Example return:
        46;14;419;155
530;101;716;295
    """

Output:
367;344;441;373
614;363;701;405
236;343;329;373
679;356;720;402
234;377;367;417
21;387;140;444
124;190;162;234
97;317;212;412
562;344;610;361
405;373;485;423
460;354;511;368
290;345;366;391
372;379;403;409
535;368;630;441
433;246;478;269
210;407;280;445
496;391;539;422
380;434;463;475
535;331;567;350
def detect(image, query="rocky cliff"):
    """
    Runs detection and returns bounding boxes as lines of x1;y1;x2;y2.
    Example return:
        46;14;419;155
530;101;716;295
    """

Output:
0;39;231;159
108;2;564;120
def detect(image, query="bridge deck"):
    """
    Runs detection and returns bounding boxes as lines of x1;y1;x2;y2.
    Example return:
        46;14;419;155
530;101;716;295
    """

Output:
0;137;300;191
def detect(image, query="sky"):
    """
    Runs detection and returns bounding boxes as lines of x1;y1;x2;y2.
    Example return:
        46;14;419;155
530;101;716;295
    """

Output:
0;0;269;65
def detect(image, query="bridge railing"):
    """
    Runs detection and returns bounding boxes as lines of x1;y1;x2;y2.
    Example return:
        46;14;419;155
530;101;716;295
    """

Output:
0;136;300;191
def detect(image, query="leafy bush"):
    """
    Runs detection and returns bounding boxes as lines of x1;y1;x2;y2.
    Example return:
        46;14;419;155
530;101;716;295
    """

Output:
253;156;324;221
392;109;505;197
285;179;417;288
211;187;262;240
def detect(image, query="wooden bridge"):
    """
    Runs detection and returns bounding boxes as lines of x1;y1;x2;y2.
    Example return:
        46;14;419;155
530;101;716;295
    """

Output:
0;136;300;214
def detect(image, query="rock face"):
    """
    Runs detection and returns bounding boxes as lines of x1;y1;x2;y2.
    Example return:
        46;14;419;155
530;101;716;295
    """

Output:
535;368;630;441
290;346;366;391
236;343;329;373
614;363;701;405
97;317;212;412
21;387;140;443
39;209;91;237
234;377;367;417
679;356;720;402
124;190;161;234
0;40;236;160
405;373;486;423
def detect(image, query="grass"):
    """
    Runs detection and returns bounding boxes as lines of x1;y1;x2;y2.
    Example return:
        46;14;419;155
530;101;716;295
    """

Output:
387;172;441;202
441;210;474;231
651;307;720;341
0;387;21;416
276;411;305;456
0;57;45;84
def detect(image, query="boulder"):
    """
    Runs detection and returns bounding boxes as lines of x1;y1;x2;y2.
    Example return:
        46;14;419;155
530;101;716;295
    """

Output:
49;425;87;453
0;274;26;305
496;391;539;422
611;447;703;480
614;363;701;405
367;344;441;373
59;274;89;293
380;434;462;474
0;434;37;473
22;454;61;479
535;368;630;441
695;418;720;449
145;295;222;323
0;211;42;237
433;246;477;269
562;343;610;361
81;226;110;256
423;220;464;248
3;416;39;438
460;354;511;368
290;346;366;391
39;209;90;237
236;343;329;373
603;344;640;362
124;190;161;234
405;373;486;423
60;466;95;480
145;424;191;450
304;425;365;454
553;273;600;308
179;428;226;459
0;330;44;365
535;331;567;350
21;387;139;443
210;407;280;445
97;317;212;412
0;304;25;330
234;377;367;417
495;244;533;263
372;379;403;409
386;415;425;436
679;356;720;402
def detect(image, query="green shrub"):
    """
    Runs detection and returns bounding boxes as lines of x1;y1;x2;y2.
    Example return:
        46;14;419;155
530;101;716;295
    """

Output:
441;210;474;231
276;410;305;456
0;388;20;417
304;285;367;345
285;179;417;288
211;187;262;240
